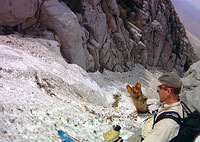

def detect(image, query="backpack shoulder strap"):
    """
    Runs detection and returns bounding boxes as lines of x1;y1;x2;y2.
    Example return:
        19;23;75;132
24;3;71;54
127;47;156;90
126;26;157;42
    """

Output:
153;111;182;128
180;101;192;114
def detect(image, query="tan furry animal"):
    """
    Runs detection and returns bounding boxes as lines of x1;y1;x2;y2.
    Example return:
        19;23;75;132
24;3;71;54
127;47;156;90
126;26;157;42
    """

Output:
126;82;148;113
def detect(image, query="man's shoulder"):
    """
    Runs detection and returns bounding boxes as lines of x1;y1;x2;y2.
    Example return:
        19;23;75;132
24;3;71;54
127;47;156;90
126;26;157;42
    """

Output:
153;111;181;132
156;111;181;124
161;102;183;117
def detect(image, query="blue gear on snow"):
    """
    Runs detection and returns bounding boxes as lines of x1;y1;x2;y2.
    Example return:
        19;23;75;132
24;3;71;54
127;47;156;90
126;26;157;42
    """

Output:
58;130;75;142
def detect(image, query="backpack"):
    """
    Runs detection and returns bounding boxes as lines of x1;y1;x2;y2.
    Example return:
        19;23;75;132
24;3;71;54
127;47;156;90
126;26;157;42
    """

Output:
153;102;200;142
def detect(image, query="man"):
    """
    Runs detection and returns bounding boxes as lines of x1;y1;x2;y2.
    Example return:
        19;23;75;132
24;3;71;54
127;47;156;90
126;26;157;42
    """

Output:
141;72;183;142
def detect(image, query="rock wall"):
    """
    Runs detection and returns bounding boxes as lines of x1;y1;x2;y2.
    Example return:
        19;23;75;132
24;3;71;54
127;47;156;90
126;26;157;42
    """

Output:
40;0;87;70
0;0;38;27
0;0;198;75
115;0;198;75
182;61;200;111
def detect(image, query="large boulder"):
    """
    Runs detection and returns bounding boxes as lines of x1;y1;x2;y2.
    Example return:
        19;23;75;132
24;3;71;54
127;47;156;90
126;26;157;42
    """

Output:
0;0;38;27
181;61;200;111
40;0;87;70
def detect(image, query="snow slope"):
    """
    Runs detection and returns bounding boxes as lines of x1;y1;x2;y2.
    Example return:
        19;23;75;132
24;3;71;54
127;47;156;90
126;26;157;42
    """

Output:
0;34;199;142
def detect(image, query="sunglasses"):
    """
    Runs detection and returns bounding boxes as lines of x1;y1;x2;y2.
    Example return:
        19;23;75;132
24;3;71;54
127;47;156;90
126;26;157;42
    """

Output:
157;85;174;92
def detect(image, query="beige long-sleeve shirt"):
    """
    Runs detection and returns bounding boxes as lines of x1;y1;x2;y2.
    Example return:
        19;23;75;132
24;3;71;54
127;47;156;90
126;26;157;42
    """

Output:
142;102;183;142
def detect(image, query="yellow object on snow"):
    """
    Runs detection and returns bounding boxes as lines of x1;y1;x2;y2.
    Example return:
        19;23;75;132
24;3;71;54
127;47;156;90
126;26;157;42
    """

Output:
103;129;120;142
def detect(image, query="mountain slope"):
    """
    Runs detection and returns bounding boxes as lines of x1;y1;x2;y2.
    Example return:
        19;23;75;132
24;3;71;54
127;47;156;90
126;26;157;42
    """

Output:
0;0;197;75
172;0;200;38
171;0;200;58
0;34;160;142
186;31;200;57
0;32;200;142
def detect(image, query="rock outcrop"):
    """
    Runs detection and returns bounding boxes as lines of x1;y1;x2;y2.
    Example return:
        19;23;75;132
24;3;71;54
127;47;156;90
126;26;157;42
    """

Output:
0;0;38;30
122;0;198;75
0;0;198;75
181;61;200;111
40;0;87;70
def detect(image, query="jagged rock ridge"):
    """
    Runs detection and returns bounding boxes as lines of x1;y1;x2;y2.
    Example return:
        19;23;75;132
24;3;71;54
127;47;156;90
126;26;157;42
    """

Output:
0;0;198;75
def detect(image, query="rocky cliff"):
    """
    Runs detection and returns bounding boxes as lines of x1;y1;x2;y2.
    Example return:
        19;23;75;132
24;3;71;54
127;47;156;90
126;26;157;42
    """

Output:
0;0;198;75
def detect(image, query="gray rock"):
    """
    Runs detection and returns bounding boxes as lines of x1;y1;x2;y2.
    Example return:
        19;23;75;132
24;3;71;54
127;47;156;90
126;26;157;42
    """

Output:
182;61;200;111
0;0;38;27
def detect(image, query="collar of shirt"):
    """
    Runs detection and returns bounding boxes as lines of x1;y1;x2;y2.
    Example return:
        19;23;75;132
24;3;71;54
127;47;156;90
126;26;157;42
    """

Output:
163;101;181;108
157;101;181;113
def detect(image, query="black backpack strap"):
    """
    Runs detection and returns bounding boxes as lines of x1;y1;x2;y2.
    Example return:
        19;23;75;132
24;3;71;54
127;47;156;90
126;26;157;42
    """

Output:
180;101;192;115
153;111;182;129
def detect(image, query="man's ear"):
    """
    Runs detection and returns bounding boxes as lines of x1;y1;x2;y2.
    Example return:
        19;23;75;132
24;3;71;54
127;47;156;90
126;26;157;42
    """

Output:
167;88;173;94
166;91;171;99
166;88;171;94
167;88;173;98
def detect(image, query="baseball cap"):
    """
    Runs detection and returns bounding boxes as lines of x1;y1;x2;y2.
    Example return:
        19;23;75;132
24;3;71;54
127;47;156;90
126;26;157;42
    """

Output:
158;72;182;88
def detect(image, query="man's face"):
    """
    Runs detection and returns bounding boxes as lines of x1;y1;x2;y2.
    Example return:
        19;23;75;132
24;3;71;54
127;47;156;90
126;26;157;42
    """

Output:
157;85;169;103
